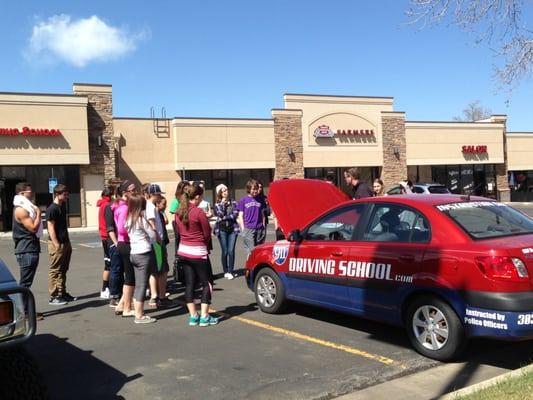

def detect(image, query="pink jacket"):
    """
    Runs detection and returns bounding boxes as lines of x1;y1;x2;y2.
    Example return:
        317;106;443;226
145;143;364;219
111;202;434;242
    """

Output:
111;199;129;243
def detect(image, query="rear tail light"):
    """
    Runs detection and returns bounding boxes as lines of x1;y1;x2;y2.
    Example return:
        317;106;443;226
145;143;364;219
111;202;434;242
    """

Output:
475;256;529;282
0;301;14;325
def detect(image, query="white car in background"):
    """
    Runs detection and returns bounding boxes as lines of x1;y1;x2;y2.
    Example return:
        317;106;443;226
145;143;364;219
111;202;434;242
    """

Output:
412;183;451;194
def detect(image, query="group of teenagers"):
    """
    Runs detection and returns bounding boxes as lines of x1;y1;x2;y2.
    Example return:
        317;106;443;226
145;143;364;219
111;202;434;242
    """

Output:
97;178;270;325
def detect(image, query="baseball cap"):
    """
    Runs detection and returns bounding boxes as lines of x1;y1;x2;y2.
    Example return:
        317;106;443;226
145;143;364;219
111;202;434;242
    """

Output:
119;180;135;193
147;183;165;195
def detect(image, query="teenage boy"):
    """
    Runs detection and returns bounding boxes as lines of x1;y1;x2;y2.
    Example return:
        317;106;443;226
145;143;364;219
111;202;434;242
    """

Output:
237;179;266;259
343;167;373;199
47;184;76;305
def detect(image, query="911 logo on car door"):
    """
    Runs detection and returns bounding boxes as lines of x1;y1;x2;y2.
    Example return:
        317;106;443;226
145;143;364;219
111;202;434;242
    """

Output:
272;241;290;265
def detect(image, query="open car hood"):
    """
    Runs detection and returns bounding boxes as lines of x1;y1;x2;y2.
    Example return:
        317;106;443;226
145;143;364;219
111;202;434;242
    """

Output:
268;179;349;236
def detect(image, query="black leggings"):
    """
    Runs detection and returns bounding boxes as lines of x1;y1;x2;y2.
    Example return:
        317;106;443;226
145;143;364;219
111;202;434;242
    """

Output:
180;256;213;304
118;242;135;286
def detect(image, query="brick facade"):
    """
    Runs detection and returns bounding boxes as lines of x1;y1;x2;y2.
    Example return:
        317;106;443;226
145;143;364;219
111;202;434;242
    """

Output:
492;116;510;201
272;109;304;180
381;112;407;189
73;84;116;182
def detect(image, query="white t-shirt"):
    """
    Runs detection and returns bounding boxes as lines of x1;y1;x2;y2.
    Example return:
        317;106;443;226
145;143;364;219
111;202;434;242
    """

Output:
125;216;155;254
146;200;164;239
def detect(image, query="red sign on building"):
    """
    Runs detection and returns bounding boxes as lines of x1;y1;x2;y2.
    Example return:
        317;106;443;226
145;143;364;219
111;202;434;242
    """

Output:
0;127;62;136
462;145;487;154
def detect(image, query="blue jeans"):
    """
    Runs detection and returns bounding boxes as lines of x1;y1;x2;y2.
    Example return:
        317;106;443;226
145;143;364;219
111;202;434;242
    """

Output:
15;252;40;288
108;244;124;298
218;230;237;274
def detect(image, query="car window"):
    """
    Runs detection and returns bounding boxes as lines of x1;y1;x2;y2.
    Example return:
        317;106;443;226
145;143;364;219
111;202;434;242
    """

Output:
364;204;430;243
386;185;402;195
412;186;425;194
436;201;533;239
305;205;365;241
427;186;449;194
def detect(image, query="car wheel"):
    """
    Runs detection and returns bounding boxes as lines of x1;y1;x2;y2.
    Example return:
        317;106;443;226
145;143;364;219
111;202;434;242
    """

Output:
406;296;466;361
254;268;286;314
0;346;48;400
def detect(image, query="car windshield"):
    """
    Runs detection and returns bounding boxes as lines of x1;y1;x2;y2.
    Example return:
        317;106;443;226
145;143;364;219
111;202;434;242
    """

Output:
427;186;449;194
436;201;533;239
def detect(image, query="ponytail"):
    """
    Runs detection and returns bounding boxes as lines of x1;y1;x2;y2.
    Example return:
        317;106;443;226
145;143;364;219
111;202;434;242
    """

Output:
177;183;204;226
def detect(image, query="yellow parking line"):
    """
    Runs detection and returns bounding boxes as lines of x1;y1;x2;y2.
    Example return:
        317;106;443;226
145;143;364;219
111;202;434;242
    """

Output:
210;307;403;367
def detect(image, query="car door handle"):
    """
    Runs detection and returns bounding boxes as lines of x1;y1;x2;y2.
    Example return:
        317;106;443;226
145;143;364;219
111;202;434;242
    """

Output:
331;251;343;257
399;254;415;262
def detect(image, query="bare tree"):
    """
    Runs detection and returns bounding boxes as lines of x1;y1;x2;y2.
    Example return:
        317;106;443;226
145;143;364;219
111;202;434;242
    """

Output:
453;100;493;121
407;0;533;88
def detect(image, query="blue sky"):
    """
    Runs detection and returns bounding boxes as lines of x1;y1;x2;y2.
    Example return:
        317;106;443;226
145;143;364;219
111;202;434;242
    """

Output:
1;1;531;131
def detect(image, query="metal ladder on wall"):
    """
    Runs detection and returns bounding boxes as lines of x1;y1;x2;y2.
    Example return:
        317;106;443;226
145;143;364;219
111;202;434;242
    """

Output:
150;107;170;138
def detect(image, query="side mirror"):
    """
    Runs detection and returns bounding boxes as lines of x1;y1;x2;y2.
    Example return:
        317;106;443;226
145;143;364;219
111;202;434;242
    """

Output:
287;229;303;243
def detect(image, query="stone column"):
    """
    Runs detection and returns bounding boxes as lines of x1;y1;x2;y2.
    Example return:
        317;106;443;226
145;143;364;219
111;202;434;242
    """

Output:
492;115;509;201
272;109;304;180
73;83;116;182
381;111;407;189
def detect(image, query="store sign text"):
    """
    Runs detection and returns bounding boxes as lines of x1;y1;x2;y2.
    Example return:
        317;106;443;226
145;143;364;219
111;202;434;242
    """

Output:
313;124;375;138
0;127;62;137
462;145;487;154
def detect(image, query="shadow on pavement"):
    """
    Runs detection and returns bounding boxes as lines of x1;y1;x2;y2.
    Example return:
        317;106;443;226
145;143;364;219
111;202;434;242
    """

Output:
26;334;141;400
42;299;107;318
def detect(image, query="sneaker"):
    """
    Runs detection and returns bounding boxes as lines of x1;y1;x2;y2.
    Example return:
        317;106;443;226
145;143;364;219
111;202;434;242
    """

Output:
100;288;110;299
49;297;68;306
188;314;200;326
109;298;119;307
199;314;219;327
134;315;156;324
63;293;77;302
224;273;231;279
227;273;234;280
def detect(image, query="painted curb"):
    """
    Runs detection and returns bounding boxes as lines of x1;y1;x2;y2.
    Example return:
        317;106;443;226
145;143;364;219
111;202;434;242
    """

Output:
439;362;533;399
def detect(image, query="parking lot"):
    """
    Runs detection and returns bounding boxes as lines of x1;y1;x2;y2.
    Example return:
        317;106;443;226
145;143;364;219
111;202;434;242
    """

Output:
1;226;532;400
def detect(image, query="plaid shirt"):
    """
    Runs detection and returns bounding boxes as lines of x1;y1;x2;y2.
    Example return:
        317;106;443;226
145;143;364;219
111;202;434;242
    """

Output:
213;200;240;236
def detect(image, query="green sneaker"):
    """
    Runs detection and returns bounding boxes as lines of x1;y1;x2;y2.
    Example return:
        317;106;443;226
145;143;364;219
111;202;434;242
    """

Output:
188;314;200;326
199;314;219;327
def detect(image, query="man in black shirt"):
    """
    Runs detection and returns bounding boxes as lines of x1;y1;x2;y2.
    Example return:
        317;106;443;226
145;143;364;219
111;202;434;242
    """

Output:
344;167;374;199
47;183;75;305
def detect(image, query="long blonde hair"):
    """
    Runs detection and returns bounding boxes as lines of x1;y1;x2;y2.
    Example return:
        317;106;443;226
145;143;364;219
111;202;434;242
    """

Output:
177;184;204;226
126;193;146;231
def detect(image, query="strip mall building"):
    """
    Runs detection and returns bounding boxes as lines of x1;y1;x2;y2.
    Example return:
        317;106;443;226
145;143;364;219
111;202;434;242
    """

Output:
1;83;532;231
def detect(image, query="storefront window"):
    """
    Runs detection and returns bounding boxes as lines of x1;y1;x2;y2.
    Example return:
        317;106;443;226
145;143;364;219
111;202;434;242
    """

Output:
430;164;497;198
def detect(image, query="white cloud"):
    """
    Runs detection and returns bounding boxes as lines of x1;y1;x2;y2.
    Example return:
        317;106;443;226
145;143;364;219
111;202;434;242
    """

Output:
28;15;145;67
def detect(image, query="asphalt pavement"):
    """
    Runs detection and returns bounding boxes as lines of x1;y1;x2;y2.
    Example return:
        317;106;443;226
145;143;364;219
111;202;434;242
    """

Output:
1;216;532;399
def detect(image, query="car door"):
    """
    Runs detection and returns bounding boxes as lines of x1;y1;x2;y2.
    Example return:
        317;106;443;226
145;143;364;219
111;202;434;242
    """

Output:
347;203;431;318
286;204;367;311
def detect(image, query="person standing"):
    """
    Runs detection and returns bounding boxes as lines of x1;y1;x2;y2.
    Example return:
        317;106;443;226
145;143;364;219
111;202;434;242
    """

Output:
97;187;113;299
214;184;239;280
343;168;373;199
47;184;75;305
12;182;43;318
237;179;266;259
125;193;157;324
175;184;218;327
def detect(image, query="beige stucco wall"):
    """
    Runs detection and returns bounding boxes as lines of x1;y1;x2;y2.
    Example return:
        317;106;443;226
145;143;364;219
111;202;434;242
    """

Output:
284;94;394;168
113;118;179;197
173;118;275;170
405;122;505;165
507;133;533;170
0;93;89;165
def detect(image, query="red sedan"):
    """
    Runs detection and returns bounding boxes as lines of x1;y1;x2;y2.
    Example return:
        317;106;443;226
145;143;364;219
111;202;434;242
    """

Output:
245;179;533;361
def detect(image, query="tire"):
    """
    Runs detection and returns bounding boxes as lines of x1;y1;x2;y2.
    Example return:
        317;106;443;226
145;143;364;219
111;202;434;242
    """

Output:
0;346;49;400
405;296;466;361
254;268;286;314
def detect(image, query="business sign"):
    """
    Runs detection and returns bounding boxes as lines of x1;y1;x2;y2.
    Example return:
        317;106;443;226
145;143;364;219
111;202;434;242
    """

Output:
313;125;375;138
48;178;58;194
0;127;62;136
462;145;487;154
313;125;336;138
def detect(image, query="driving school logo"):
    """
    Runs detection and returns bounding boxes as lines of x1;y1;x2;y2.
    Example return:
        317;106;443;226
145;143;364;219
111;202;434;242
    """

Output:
273;241;289;265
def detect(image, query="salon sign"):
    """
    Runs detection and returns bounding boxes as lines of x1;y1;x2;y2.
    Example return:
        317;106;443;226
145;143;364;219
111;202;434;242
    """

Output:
0;127;62;136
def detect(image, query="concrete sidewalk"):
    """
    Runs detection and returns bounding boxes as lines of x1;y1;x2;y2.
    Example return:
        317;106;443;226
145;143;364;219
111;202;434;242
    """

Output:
337;361;527;400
